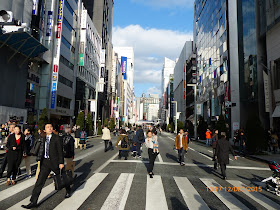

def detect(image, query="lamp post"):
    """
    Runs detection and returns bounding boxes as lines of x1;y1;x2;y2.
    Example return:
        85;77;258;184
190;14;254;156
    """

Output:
187;84;197;139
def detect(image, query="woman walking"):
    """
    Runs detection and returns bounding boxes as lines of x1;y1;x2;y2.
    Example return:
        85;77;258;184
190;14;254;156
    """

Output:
145;130;159;178
6;125;25;185
102;125;112;152
116;129;129;160
79;129;87;150
24;128;33;178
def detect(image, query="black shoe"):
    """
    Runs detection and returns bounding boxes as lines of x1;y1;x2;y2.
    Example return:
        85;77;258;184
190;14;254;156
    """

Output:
0;173;2;178
125;157;128;160
65;192;71;198
152;172;154;175
21;202;37;209
149;174;153;178
222;176;227;180
118;156;121;159
214;167;217;170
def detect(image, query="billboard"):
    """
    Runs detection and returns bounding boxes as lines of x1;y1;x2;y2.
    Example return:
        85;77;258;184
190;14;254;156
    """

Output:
121;56;127;80
50;0;64;109
46;11;53;37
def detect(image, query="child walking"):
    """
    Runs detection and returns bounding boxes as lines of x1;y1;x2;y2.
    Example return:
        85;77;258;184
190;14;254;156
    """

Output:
152;130;159;153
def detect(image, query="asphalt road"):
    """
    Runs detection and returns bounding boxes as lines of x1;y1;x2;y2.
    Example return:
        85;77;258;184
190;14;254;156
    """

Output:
0;132;280;210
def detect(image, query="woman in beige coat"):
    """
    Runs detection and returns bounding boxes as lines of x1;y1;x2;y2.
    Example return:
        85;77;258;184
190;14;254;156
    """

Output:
102;126;111;152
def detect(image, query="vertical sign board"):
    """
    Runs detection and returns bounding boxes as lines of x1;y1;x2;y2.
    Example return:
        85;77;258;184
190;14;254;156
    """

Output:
121;57;127;80
79;10;87;67
33;0;38;15
46;11;53;37
50;0;64;109
263;71;270;112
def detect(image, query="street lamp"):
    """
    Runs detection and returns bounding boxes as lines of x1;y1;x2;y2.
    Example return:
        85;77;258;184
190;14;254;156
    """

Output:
187;84;197;140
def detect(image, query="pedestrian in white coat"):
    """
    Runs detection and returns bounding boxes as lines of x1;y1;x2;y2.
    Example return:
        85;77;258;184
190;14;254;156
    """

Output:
102;126;112;152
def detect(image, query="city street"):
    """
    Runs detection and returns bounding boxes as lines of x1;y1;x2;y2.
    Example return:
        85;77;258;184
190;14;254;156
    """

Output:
0;132;279;210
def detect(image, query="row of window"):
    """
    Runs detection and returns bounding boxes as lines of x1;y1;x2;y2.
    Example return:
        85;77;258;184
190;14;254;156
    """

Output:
62;36;75;53
59;74;73;88
57;95;71;109
60;55;74;70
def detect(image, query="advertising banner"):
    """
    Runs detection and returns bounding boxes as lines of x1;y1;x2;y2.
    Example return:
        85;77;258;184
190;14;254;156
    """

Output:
121;56;127;80
50;0;64;109
32;0;38;15
46;11;53;37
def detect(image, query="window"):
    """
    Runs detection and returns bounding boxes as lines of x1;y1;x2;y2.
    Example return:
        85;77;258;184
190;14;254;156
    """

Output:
60;55;74;70
61;36;75;53
63;18;74;32
58;75;73;88
57;95;71;109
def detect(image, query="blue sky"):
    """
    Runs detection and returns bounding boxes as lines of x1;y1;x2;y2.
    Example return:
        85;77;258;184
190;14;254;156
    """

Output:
112;0;194;97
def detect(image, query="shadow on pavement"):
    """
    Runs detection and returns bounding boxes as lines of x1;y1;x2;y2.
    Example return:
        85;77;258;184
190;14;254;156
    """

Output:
166;153;178;163
170;197;187;210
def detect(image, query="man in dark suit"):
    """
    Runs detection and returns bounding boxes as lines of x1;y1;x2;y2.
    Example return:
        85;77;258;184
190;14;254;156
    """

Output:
22;123;71;209
215;133;237;180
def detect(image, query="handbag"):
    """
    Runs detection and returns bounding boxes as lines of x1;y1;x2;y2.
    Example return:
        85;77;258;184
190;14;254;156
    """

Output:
30;140;41;156
53;169;74;191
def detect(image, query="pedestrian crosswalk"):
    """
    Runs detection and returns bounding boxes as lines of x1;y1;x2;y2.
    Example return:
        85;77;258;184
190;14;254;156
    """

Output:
1;172;280;210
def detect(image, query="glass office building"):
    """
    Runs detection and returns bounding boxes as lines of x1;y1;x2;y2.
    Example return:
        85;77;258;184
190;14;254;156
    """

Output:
194;0;266;137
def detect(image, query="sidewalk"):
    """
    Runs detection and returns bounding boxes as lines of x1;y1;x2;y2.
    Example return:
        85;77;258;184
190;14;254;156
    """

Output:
194;138;280;164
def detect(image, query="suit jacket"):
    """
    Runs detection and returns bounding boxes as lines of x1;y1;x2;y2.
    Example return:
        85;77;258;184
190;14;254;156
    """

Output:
175;135;188;150
215;137;235;164
37;134;64;167
6;133;26;152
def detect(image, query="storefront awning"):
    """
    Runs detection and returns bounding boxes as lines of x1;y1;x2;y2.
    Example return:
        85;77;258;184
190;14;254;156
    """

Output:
272;105;280;118
0;31;48;61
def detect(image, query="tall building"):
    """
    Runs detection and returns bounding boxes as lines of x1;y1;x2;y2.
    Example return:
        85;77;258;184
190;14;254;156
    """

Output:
160;57;176;124
173;41;194;122
140;94;160;121
194;0;267;138
0;0;48;124
257;0;280;129
82;0;114;122
75;6;102;127
114;47;135;125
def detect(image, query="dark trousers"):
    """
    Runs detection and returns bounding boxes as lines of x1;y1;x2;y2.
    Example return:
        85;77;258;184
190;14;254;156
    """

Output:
7;151;22;180
0;153;8;175
178;148;186;163
118;150;128;159
220;163;227;178
104;140;109;152
136;142;142;156
148;148;158;173
30;158;70;204
213;148;216;159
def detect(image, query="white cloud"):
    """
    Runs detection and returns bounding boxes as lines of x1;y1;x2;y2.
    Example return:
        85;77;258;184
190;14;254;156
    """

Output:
147;86;161;95
131;0;194;8
113;24;193;88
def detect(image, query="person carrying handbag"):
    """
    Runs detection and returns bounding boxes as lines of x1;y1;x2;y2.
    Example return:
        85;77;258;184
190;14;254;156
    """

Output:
21;123;71;209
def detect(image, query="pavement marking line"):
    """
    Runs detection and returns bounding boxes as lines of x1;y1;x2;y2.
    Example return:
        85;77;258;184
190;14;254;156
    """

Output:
7;172;83;210
0;177;36;201
168;137;175;141
174;176;210;210
109;160;270;170
226;180;280;210
146;175;168;210
189;147;212;160
200;178;249;210
54;173;108;210
100;173;134;210
94;152;119;173
158;153;164;163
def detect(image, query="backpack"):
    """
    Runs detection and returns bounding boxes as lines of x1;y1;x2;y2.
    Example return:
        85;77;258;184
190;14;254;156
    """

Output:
121;137;128;148
80;132;85;139
128;131;135;140
138;129;144;142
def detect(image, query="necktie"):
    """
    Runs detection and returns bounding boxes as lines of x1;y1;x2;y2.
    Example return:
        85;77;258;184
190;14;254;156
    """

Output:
46;136;50;158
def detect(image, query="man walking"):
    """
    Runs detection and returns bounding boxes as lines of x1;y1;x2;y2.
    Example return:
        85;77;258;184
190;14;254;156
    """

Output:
175;129;188;166
63;126;75;175
74;125;81;149
21;123;71;209
206;129;212;146
133;126;145;158
239;131;247;156
215;133;237;180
